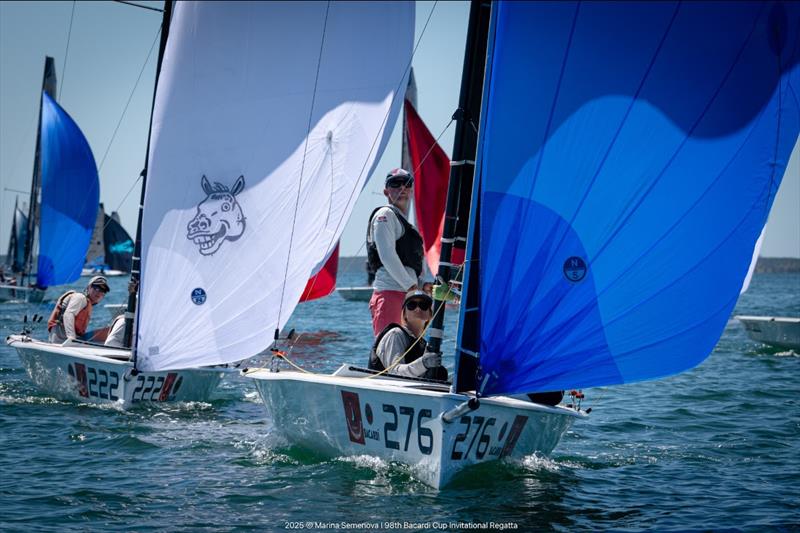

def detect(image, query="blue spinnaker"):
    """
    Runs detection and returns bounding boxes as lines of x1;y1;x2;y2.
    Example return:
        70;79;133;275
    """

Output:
37;91;99;287
476;1;800;395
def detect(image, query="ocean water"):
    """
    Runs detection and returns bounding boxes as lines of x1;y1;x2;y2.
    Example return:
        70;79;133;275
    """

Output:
1;271;798;532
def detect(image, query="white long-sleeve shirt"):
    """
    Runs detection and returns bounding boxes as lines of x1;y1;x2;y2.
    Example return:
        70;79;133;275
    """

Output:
369;206;419;292
375;326;429;377
105;314;126;347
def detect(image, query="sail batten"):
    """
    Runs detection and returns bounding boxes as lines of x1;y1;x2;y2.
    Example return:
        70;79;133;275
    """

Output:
474;1;800;396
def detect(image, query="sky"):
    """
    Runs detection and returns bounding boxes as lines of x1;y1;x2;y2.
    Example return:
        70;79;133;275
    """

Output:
1;1;798;259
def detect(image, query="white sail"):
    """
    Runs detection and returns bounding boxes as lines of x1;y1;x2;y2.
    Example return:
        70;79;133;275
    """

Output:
137;1;414;371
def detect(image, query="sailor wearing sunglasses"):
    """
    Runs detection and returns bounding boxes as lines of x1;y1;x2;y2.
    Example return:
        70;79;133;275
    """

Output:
366;168;426;336
368;290;447;381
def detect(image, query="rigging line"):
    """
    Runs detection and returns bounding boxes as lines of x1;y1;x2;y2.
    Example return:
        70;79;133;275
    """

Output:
410;117;454;179
58;1;76;102
312;2;440;280
114;1;164;13
275;0;331;329
98;26;162;172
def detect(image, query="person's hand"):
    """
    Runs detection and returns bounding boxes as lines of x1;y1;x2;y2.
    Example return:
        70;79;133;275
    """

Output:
421;350;441;369
422;282;433;295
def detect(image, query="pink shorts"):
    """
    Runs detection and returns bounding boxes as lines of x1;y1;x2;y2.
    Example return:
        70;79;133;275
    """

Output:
369;290;406;336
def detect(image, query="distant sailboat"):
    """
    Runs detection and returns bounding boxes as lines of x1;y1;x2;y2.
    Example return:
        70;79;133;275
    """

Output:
0;57;99;304
10;1;412;405
7;5;224;407
0;198;29;301
82;203;134;277
248;0;800;488
1;57;99;302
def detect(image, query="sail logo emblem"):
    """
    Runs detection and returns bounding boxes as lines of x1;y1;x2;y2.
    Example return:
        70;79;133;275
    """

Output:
563;256;587;282
341;391;366;445
187;175;246;256
191;288;207;305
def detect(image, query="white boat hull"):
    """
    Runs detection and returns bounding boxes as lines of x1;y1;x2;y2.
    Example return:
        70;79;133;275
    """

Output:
246;366;583;488
336;287;373;302
80;268;127;277
7;335;224;408
736;315;800;350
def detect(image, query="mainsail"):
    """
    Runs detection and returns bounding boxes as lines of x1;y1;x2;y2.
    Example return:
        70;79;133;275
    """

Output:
36;91;100;287
137;2;414;371
467;1;800;395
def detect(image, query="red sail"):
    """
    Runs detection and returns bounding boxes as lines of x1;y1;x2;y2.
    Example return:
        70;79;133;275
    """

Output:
299;244;339;302
405;99;456;273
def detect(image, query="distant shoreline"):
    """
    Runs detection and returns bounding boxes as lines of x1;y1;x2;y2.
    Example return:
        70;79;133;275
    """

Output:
338;255;800;274
753;257;800;273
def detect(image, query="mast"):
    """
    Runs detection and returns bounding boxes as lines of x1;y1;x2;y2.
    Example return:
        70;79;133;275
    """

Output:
22;57;57;286
426;0;491;388
123;0;173;352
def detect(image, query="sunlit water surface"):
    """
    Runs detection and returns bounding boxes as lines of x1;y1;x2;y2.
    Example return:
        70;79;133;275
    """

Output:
1;272;798;531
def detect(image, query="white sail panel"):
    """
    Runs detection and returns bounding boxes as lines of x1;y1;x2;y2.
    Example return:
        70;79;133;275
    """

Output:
137;1;414;371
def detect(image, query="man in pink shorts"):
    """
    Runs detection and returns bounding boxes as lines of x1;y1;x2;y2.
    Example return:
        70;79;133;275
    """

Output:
366;168;425;336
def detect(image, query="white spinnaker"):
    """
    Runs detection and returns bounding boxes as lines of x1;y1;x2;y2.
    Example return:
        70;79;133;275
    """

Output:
137;1;414;371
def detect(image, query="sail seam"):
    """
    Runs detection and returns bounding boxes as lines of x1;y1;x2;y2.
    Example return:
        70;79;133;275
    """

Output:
276;1;332;329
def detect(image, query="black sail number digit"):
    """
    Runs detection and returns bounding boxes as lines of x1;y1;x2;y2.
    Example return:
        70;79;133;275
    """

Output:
451;416;472;460
383;404;399;450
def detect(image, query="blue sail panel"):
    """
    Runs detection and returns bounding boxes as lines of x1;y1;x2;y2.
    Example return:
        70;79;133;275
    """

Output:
36;92;100;287
477;1;800;396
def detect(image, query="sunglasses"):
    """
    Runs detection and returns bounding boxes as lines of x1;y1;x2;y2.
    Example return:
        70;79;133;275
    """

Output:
387;179;413;189
405;299;431;312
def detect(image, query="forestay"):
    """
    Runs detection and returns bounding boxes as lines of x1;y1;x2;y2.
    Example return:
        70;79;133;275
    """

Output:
137;1;414;371
474;1;800;395
37;91;100;287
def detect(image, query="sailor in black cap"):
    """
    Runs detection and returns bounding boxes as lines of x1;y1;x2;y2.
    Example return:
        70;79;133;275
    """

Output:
366;168;426;336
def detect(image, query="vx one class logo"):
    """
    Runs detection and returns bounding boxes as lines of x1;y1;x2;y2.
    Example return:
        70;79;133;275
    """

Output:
187;175;246;256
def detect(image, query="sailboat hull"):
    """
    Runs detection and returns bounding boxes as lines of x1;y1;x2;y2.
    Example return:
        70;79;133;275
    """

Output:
7;335;224;408
335;287;373;302
736;316;800;351
247;366;582;488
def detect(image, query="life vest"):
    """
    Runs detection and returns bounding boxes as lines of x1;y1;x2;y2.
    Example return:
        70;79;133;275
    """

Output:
47;291;92;337
368;323;426;371
366;206;424;278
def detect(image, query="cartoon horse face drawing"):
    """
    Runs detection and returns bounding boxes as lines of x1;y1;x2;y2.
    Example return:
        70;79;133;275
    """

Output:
187;175;246;256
